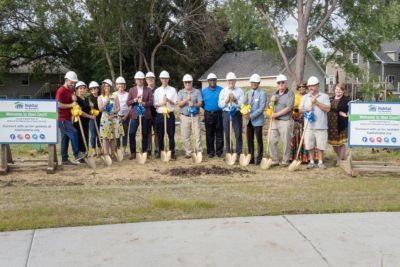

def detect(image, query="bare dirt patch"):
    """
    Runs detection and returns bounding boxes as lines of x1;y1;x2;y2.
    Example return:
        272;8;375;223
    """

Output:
162;165;253;177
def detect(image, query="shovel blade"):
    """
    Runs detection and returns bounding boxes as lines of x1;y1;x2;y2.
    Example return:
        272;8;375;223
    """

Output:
191;152;203;164
260;158;273;170
116;150;124;162
226;153;237;165
103;155;112;166
288;160;302;172
161;150;171;162
86;157;97;170
239;153;252;166
137;152;147;164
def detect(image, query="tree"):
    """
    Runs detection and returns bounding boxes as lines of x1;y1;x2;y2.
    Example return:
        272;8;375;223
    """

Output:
226;0;400;85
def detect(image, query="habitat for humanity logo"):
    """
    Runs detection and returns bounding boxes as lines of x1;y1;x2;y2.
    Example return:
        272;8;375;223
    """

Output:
368;104;391;113
14;101;24;109
14;101;38;111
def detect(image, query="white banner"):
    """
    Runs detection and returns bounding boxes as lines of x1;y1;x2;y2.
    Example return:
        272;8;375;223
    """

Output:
0;99;58;144
348;102;400;148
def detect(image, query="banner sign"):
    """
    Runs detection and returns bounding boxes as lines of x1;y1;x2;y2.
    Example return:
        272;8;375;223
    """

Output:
348;102;400;148
0;99;58;144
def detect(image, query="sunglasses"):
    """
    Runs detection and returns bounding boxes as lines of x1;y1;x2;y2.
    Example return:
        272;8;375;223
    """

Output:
277;81;285;84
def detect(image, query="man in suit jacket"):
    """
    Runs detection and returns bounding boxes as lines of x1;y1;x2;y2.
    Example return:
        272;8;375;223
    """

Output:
246;74;267;165
127;71;154;160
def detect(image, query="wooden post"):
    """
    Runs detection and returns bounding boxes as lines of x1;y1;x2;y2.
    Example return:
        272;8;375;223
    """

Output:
0;144;9;175
47;144;58;174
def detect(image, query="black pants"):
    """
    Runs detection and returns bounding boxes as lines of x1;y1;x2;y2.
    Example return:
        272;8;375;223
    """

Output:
129;118;150;153
156;113;175;153
247;120;263;163
222;111;242;154
204;110;224;157
74;118;89;153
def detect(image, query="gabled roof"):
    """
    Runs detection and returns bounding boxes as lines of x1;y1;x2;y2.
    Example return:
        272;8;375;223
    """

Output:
373;41;400;64
8;60;68;74
380;41;400;52
199;49;296;81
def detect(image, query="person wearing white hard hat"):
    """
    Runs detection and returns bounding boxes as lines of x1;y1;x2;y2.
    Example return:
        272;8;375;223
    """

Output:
245;74;267;165
299;76;331;169
145;71;158;156
177;74;203;158
98;79;123;160
88;81;102;157
113;76;130;157
202;73;224;158
127;71;154;160
56;71;86;165
153;70;178;159
218;72;245;157
268;74;295;167
73;82;95;162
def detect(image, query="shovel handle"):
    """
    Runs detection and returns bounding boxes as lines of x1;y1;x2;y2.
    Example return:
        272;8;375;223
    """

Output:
191;114;197;154
164;113;168;153
294;119;310;161
93;118;107;154
77;116;89;153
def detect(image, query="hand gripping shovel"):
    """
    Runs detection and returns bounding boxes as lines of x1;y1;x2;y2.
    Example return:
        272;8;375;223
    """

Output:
93;118;112;166
288;111;313;171
77;116;96;170
260;102;275;170
161;112;171;162
239;108;251;166
189;108;202;164
137;112;147;164
225;100;237;165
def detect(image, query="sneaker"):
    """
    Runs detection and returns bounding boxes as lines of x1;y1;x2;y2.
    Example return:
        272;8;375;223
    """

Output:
271;161;279;167
208;154;214;158
75;152;86;161
307;162;316;169
280;161;289;167
318;163;327;169
155;152;161;159
171;153;177;160
62;160;76;166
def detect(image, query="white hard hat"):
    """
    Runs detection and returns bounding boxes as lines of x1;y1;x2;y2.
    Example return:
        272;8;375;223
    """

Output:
276;74;287;83
89;81;100;88
116;76;126;84
307;76;320;86
64;71;78;82
145;72;155;78
102;79;113;87
226;72;237;80
134;71;145;79
182;74;193;82
207;73;217;80
250;74;261;83
159;70;170;79
75;81;86;89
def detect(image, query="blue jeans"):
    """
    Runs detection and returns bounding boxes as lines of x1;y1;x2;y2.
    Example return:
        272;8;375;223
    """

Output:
156;113;175;153
89;119;101;149
58;120;80;162
129;118;150;153
223;111;243;154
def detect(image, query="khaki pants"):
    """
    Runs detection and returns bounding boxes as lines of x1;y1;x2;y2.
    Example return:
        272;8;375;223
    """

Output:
180;115;202;156
269;119;293;163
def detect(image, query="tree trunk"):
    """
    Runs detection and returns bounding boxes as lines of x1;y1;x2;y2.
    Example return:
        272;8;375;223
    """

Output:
98;34;115;82
295;33;307;86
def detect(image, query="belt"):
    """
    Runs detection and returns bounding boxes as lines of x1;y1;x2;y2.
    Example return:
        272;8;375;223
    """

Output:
205;110;221;114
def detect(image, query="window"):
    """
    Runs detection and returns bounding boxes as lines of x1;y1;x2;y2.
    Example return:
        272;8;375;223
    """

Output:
387;75;395;86
20;95;31;99
352;52;359;65
0;95;7;99
398;53;400;61
335;53;343;61
329;75;336;85
20;74;29;86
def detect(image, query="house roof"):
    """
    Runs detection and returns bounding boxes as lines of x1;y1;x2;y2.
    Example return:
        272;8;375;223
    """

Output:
199;49;296;81
8;60;69;74
373;41;400;64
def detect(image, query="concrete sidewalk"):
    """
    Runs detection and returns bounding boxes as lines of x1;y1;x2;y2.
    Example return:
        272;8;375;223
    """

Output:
1;212;399;267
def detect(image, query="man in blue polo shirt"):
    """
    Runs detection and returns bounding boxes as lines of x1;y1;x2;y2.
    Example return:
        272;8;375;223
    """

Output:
202;73;224;158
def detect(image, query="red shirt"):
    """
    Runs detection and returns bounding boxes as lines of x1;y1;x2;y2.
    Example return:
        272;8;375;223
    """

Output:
55;85;73;121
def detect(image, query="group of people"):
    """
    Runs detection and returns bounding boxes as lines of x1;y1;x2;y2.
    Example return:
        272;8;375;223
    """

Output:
56;69;350;169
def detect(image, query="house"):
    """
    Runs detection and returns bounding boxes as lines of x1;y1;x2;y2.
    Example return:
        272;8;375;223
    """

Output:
0;62;68;99
325;40;400;93
198;49;327;91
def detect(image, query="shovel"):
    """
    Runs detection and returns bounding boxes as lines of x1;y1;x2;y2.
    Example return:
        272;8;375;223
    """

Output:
239;115;251;166
260;102;275;170
77;116;96;170
160;112;171;162
114;117;124;162
93;118;112;166
225;101;237;165
137;115;147;164
288;119;310;172
190;112;202;164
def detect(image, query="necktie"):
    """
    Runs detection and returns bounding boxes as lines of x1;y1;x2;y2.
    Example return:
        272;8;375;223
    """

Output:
251;91;255;103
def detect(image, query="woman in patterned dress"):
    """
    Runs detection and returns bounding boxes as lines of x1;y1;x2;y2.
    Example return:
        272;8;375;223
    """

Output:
98;79;123;159
290;81;308;163
328;84;350;166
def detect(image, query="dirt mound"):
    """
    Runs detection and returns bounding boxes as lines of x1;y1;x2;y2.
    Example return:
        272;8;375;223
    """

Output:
164;165;252;177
